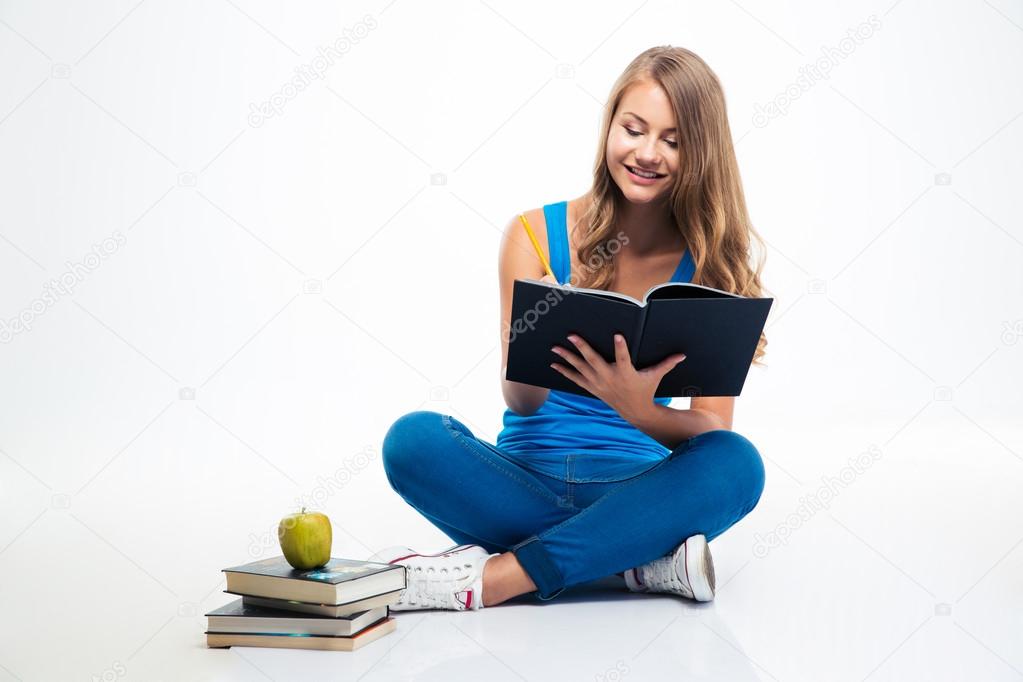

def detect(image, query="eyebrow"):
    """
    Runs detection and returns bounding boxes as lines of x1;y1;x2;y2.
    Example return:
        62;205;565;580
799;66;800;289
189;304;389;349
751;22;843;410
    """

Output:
622;111;676;133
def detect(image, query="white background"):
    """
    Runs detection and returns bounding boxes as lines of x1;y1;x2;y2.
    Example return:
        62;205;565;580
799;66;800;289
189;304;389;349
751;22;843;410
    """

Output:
1;0;1021;680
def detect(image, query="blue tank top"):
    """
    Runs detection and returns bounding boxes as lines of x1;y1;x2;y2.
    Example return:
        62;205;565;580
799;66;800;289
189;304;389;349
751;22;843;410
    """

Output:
494;200;696;483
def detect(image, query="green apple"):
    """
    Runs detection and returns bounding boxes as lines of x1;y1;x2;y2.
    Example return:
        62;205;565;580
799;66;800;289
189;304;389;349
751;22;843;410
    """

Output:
278;507;332;570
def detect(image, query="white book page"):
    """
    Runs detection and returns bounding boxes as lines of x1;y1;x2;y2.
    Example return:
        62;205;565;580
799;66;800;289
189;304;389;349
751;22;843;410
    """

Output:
520;279;741;306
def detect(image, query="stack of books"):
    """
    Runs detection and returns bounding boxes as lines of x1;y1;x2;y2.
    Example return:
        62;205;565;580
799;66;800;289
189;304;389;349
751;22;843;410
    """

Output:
205;555;406;652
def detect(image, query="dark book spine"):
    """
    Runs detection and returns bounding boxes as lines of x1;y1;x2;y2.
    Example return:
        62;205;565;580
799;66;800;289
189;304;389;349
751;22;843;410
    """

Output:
631;306;649;365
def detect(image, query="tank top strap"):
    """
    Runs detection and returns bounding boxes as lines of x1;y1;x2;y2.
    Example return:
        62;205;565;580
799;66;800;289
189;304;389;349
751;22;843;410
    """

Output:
545;199;693;284
542;201;571;285
671;247;696;283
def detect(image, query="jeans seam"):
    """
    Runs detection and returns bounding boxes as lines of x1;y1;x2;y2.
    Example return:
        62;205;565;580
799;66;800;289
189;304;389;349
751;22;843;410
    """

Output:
511;536;568;600
441;415;564;507
566;438;691;484
568;459;663;483
533;453;677;542
565;481;576;510
571;449;676;484
565;455;576;509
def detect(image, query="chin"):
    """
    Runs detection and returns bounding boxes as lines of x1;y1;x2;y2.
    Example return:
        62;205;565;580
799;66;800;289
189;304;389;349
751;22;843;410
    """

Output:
612;168;673;203
616;180;670;204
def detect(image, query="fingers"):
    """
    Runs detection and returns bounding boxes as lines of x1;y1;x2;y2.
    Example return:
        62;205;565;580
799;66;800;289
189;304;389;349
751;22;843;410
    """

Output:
649;353;686;376
565;334;604;369
551;342;595;383
613;334;632;367
550;361;589;390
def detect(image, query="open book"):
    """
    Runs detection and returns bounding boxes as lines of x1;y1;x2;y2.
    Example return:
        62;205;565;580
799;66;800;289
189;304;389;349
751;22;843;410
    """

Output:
505;279;773;398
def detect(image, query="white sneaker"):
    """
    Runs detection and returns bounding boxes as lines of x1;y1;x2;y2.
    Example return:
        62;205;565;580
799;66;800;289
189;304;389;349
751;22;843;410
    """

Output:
367;543;498;611
623;534;716;602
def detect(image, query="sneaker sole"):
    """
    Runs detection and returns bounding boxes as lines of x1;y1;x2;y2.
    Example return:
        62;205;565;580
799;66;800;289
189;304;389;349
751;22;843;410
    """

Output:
682;535;715;602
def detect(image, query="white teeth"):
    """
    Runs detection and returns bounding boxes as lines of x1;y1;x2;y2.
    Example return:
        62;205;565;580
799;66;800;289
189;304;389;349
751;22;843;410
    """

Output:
628;166;659;178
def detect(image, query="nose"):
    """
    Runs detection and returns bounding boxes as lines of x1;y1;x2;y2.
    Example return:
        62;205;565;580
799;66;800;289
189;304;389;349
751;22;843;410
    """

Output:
635;137;660;166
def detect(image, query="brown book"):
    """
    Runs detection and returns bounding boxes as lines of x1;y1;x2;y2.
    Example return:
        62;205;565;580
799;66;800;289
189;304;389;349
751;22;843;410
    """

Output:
206;616;397;652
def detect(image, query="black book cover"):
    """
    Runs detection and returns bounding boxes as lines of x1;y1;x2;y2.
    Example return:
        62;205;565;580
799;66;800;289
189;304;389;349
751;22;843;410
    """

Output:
222;556;401;585
225;587;406;609
205;598;387;621
505;279;773;398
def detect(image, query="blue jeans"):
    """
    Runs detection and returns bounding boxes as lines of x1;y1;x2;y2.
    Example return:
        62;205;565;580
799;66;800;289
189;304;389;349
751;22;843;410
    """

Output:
381;410;766;601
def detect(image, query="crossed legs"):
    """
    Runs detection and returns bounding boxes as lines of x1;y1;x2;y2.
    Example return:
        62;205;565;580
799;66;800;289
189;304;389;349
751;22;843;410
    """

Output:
381;410;765;603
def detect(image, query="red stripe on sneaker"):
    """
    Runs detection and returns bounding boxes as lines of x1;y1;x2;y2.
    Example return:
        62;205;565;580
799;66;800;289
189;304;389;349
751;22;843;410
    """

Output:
465;589;473;609
389;552;419;564
388;544;481;564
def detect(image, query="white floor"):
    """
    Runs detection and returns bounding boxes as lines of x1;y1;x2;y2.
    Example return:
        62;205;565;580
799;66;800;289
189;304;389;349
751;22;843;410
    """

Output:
1;417;1020;681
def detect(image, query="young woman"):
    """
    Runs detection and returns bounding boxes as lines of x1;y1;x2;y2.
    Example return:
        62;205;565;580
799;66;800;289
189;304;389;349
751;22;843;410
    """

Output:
370;46;769;611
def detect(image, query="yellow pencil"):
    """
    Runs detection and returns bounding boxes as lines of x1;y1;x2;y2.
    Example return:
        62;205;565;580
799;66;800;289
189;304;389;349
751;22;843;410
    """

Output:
518;213;558;282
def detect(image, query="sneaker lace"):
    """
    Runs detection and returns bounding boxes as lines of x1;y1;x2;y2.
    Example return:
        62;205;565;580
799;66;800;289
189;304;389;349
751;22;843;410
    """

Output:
402;560;476;609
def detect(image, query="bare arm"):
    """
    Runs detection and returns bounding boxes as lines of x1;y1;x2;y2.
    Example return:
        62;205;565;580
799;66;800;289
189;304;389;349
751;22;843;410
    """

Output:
621;396;735;450
499;210;551;415
690;396;735;431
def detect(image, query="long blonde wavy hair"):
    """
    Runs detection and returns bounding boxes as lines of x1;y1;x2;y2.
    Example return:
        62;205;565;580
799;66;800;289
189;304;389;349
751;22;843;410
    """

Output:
573;46;770;366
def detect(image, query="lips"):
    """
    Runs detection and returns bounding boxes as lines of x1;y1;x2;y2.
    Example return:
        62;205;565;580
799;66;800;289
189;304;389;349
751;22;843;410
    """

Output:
625;164;666;179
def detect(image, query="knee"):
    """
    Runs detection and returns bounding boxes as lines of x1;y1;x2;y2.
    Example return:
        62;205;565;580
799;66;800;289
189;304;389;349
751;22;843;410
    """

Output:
381;410;445;482
698;429;766;507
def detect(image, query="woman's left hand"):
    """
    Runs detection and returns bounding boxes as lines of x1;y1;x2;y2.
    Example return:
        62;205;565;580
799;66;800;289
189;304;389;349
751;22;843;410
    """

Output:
550;333;686;422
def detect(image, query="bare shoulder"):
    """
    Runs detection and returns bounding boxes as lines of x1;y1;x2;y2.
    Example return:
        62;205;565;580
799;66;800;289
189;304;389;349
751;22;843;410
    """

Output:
502;206;548;247
499;194;590;277
499;206;550;279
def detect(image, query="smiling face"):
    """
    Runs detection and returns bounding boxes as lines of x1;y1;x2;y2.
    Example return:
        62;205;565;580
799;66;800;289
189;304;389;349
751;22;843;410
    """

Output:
605;79;680;204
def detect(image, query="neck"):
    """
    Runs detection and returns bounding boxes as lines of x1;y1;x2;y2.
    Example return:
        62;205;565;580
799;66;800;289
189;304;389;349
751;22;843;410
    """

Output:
615;196;680;255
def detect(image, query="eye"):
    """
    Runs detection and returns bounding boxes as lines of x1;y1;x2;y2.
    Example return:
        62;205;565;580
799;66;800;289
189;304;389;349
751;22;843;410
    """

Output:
624;125;678;148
